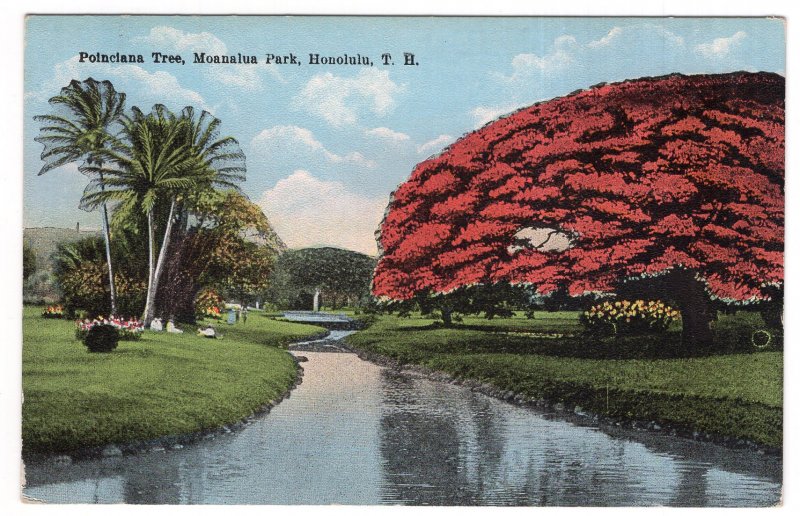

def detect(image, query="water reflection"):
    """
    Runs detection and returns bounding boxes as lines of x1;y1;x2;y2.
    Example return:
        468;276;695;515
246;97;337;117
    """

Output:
23;351;781;506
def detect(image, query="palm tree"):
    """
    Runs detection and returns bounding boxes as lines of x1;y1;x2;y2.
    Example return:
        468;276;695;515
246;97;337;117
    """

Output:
82;105;245;325
34;78;126;315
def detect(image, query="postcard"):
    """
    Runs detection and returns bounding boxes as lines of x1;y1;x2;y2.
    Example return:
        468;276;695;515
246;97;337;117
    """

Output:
20;15;784;506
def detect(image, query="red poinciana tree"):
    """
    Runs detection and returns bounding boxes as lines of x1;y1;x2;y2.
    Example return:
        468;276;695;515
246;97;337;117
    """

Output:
373;72;784;346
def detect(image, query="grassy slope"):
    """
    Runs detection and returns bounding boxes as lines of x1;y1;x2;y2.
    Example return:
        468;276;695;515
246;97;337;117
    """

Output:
22;306;325;453
346;314;782;447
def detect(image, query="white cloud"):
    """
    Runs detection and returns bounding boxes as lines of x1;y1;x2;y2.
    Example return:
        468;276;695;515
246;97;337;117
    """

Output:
653;26;685;47
470;103;528;128
587;27;623;48
251;125;376;167
695;31;747;59
138;25;226;54
136;26;282;89
258;170;388;255
291;69;404;126
32;55;210;111
499;35;579;82
588;25;683;49
365;126;410;143
496;24;686;86
416;134;455;155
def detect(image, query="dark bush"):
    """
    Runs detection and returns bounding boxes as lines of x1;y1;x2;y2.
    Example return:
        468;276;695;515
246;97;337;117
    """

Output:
83;324;120;353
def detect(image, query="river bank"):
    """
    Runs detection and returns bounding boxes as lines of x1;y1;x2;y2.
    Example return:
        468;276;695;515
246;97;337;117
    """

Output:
22;306;327;456
344;314;782;451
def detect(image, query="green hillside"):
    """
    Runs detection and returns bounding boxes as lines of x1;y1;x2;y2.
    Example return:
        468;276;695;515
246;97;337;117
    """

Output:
24;226;102;272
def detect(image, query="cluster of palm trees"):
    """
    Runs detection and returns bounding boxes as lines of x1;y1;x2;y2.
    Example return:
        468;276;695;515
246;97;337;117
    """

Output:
35;78;246;325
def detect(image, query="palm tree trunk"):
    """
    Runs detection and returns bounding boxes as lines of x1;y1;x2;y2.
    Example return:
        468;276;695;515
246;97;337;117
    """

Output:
143;198;177;325
98;170;117;316
143;210;156;324
100;203;117;316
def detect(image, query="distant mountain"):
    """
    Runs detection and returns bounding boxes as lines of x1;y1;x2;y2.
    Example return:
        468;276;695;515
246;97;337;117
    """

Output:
240;226;288;254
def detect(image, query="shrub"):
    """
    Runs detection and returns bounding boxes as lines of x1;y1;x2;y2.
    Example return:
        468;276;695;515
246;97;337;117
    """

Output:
712;311;781;352
58;261;108;317
54;239;147;318
581;299;680;337
82;324;119;353
196;288;224;320
353;313;379;328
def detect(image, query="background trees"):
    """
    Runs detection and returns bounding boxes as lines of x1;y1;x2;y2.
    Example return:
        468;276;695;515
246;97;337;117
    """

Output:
80;105;247;324
23;241;37;282
373;72;784;346
33;80;274;322
157;190;284;322
51;234;147;317
266;247;376;311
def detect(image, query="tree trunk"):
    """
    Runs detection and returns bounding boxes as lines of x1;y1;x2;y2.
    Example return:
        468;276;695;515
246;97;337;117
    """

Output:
98;170;117;316
669;270;714;348
441;307;453;327
143;210;156;323
313;288;321;312
143;199;177;326
100;205;117;316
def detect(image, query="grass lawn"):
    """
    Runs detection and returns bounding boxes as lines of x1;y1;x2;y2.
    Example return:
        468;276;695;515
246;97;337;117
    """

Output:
346;313;782;447
22;306;325;454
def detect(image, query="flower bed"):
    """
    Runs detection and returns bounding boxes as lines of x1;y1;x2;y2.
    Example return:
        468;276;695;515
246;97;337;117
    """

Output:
42;304;64;319
581;299;680;337
76;316;144;341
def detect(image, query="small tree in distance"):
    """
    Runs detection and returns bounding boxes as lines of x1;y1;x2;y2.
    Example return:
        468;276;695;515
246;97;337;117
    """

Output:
267;247;376;311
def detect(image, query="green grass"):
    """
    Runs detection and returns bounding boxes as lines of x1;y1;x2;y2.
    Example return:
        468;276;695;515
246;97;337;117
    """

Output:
22;306;325;453
346;314;783;447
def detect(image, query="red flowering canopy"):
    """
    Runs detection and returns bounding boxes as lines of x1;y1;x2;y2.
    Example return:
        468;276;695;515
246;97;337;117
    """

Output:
373;72;784;311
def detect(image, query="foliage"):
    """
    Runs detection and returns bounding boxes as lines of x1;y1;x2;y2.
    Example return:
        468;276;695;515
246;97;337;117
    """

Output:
41;305;64;319
23;270;60;306
23;241;37;281
158;191;282;322
57;259;109;317
379;282;536;325
33;79;277;327
80;104;247;324
82;323;120;353
373;72;784;346
345;314;782;447
33;78;126;174
53;236;146;317
712;310;782;352
76;315;144;341
581;299;680;337
266;247;376;309
22;306;323;453
195;288;224;319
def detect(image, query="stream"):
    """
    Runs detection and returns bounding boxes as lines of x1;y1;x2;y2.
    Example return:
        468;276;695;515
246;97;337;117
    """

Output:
22;330;781;506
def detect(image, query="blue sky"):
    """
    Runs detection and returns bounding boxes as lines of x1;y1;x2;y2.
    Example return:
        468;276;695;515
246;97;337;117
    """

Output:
23;16;785;255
